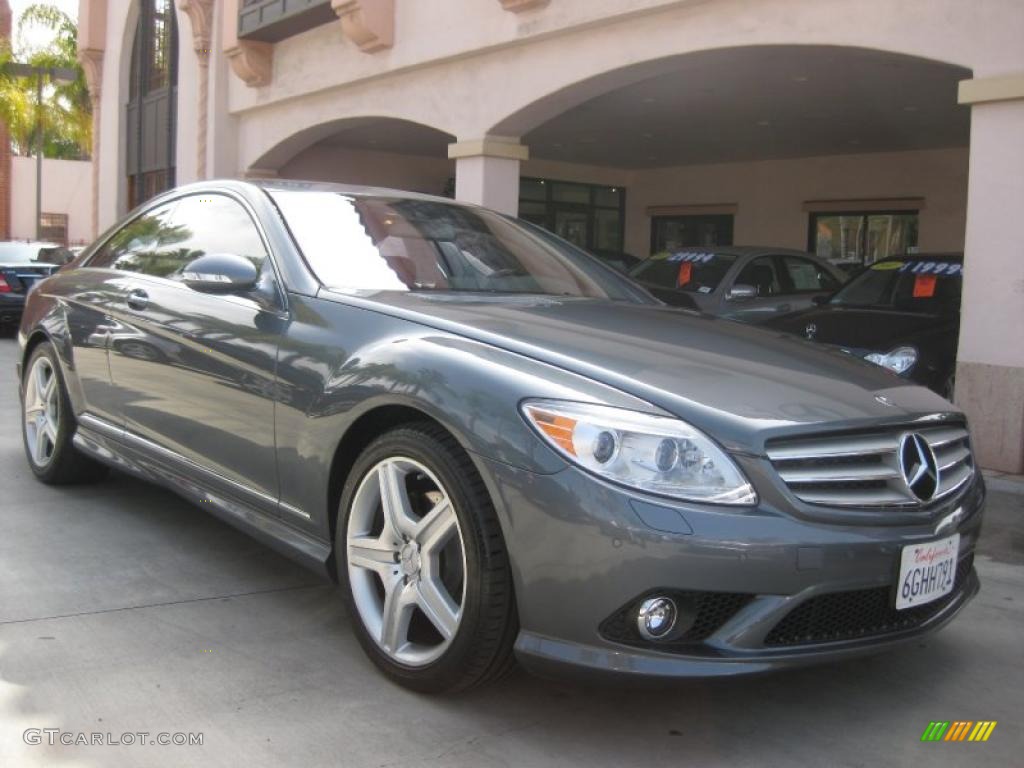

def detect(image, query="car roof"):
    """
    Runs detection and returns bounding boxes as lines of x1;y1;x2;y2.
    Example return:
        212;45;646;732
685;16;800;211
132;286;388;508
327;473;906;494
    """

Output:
249;178;458;205
0;240;61;248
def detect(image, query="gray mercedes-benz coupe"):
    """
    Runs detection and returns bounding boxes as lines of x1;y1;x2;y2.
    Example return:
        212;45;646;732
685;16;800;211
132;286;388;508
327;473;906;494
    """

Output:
17;180;983;692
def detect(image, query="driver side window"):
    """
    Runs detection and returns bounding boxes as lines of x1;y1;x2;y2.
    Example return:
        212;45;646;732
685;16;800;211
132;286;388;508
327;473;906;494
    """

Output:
735;255;782;297
88;201;180;274
89;195;268;280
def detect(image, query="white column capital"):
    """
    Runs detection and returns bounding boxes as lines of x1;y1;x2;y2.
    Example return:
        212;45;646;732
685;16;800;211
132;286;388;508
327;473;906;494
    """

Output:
499;0;550;11
958;73;1024;106
448;136;529;162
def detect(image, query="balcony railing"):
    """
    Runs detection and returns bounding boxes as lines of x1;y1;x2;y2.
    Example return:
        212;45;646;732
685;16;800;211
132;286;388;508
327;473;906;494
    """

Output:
238;0;335;43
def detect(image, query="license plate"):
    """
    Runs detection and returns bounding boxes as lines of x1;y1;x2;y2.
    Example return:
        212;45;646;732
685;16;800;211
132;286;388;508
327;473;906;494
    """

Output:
896;534;960;610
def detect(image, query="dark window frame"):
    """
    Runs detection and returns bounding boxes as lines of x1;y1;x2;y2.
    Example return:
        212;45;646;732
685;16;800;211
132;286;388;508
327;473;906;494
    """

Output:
126;0;179;211
777;253;842;294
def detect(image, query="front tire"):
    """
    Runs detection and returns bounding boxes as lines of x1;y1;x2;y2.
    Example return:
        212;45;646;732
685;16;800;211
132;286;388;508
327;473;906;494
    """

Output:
336;423;517;693
21;341;108;485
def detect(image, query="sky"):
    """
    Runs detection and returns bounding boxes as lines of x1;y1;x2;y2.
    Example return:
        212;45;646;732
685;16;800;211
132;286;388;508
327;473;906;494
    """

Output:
9;0;79;54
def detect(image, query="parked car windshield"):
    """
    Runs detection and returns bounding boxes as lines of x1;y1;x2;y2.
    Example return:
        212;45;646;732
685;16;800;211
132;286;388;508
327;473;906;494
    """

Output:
830;258;963;311
270;189;653;302
629;251;738;294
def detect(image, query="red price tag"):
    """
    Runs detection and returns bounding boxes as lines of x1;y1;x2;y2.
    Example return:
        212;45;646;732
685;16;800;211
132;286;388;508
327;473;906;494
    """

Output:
677;262;693;286
913;274;937;298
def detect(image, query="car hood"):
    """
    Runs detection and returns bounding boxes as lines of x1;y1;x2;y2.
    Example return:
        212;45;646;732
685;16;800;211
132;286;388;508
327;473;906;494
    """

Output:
326;291;957;453
765;305;952;350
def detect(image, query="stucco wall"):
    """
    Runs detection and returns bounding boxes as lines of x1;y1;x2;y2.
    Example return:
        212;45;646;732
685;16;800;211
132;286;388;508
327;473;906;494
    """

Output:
10;157;94;244
279;145;454;195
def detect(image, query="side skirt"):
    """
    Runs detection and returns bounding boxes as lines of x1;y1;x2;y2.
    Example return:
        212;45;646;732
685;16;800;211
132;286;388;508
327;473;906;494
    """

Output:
73;422;334;580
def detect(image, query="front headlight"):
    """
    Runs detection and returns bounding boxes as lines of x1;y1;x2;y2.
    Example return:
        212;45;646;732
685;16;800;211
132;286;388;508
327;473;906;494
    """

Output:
864;345;917;375
521;400;757;505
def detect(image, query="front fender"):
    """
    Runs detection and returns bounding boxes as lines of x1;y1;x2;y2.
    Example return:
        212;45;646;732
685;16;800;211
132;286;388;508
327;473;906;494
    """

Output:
273;295;657;536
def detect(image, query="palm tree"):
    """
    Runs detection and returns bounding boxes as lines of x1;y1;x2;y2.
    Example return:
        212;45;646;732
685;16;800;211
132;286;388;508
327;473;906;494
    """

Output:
0;3;91;159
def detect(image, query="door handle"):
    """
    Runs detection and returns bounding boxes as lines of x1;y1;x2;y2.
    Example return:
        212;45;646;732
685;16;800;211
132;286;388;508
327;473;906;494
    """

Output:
126;288;149;311
777;303;791;313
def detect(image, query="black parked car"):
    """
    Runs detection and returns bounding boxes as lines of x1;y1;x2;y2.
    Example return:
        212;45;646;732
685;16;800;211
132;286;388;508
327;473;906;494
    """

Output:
765;254;963;398
0;242;69;327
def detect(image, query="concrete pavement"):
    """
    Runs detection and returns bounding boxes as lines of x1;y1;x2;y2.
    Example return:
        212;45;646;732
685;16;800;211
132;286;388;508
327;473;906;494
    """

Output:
0;335;1021;767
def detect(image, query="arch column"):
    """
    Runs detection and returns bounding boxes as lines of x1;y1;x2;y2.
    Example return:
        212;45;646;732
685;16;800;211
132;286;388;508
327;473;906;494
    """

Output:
77;0;107;238
448;136;527;216
955;73;1024;472
178;0;214;179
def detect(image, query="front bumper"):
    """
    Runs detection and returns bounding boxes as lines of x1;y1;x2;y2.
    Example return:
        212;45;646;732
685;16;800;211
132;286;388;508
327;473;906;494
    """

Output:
477;455;984;680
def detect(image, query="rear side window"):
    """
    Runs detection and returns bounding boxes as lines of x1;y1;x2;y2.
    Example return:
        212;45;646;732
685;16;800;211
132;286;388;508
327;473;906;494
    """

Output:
780;255;840;293
88;195;268;278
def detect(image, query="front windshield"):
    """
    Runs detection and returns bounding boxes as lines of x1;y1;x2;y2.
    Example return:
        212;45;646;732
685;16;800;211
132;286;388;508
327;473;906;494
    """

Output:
831;259;962;311
270;189;652;302
630;251;737;294
0;242;43;264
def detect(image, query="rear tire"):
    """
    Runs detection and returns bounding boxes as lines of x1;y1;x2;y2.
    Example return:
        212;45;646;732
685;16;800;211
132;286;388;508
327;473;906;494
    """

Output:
21;341;108;485
336;423;517;693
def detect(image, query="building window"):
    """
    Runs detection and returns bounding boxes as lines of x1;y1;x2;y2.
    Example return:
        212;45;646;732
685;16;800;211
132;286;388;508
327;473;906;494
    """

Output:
809;211;919;269
518;178;626;256
650;214;734;255
126;0;179;210
39;213;68;245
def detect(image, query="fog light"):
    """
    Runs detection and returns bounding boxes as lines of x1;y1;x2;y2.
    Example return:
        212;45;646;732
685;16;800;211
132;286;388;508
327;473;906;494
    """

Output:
637;596;677;640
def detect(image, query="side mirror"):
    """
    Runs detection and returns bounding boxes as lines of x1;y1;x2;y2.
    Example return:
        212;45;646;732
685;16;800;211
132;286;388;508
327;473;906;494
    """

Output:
812;294;832;306
181;253;258;293
726;283;757;301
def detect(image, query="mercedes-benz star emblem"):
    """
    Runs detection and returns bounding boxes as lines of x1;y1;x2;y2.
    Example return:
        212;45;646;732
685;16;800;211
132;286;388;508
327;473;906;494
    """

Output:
899;433;939;502
804;322;817;340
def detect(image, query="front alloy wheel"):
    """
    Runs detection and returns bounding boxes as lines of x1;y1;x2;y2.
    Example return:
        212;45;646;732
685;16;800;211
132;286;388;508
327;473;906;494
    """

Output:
337;424;517;693
346;457;466;666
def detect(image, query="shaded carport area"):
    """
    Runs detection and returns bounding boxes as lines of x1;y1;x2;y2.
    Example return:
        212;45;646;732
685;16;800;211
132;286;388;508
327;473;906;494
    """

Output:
512;46;971;264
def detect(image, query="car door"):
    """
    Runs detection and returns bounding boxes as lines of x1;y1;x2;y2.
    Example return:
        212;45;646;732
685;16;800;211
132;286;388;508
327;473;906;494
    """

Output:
103;192;285;510
777;254;843;314
721;254;789;322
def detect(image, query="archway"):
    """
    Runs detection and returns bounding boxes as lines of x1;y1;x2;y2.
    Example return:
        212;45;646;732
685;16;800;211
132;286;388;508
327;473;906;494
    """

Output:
249;117;456;198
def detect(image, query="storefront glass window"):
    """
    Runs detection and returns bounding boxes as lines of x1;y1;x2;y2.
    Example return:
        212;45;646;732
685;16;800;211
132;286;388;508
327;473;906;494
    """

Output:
809;212;919;268
518;179;626;256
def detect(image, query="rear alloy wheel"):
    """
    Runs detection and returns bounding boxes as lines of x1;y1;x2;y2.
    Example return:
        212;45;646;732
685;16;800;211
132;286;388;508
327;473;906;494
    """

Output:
22;342;107;484
337;424;517;692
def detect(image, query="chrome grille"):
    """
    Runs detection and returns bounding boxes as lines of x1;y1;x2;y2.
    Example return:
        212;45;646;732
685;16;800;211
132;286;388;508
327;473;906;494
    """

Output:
767;424;974;507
